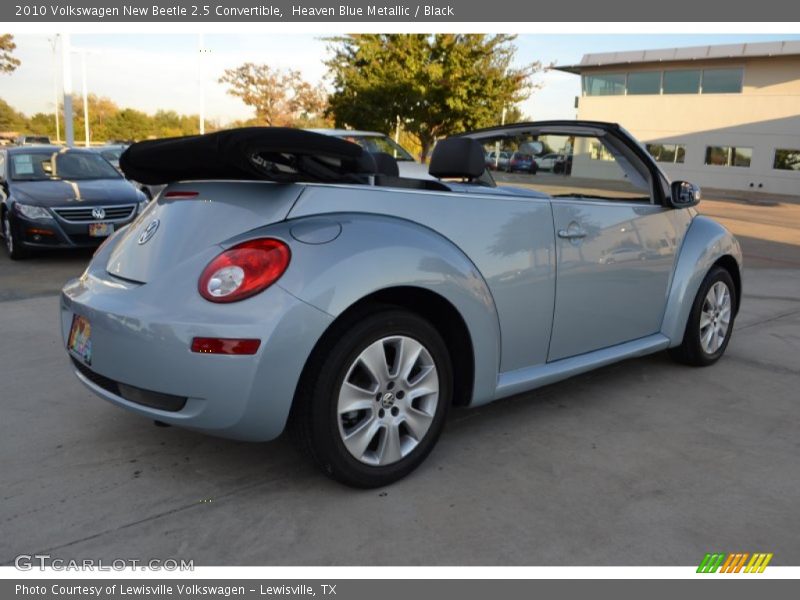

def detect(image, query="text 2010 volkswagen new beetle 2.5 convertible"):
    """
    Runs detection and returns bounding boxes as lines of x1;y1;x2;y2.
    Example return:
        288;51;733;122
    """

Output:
61;122;742;487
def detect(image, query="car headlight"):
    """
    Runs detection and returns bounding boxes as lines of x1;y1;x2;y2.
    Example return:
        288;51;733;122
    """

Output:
137;200;150;215
14;203;53;220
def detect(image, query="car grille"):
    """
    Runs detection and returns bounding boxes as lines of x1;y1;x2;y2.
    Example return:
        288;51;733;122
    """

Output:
71;357;187;412
53;204;136;223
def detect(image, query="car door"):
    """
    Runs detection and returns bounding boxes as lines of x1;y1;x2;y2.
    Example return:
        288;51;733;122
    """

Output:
464;122;689;363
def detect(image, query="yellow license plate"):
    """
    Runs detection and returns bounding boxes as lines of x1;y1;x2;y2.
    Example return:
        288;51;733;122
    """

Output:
68;314;92;365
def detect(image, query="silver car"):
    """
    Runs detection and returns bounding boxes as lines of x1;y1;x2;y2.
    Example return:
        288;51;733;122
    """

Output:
61;122;742;487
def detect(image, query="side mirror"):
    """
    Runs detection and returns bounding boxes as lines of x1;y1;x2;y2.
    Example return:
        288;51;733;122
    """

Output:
670;180;701;207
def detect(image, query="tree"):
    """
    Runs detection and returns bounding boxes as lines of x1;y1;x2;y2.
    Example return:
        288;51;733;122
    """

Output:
0;97;25;131
219;63;327;127
27;112;56;137
70;94;121;142
325;34;546;161
1;34;21;74
103;108;152;141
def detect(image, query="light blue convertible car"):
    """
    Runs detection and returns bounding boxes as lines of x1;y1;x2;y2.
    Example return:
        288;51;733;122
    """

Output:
61;122;742;487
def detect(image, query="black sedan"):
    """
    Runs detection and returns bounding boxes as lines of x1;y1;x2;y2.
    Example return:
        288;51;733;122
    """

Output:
0;146;147;259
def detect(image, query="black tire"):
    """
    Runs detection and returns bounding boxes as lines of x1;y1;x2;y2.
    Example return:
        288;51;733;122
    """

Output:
291;306;452;488
2;209;28;260
669;266;737;366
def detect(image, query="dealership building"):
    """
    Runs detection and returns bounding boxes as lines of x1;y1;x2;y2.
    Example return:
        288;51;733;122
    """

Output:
557;40;800;196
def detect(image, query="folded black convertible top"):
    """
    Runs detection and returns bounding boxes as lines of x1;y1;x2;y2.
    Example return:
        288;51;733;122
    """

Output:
119;127;371;185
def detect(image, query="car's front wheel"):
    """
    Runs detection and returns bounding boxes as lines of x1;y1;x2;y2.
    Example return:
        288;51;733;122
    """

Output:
669;266;736;366
2;210;28;260
292;308;452;488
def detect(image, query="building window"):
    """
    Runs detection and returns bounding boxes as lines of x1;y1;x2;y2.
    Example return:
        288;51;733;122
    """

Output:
646;143;686;164
773;149;800;171
701;68;744;93
583;73;626;96
627;71;661;95
705;146;752;168
663;69;701;94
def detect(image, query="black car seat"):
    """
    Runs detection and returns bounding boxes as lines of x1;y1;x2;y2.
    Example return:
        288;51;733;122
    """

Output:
371;152;400;177
428;137;487;182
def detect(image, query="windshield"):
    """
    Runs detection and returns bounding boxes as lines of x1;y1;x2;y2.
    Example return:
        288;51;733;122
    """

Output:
9;150;122;181
100;148;124;161
341;135;415;162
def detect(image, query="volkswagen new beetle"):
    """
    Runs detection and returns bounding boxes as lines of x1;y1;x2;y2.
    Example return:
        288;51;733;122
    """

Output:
61;122;742;487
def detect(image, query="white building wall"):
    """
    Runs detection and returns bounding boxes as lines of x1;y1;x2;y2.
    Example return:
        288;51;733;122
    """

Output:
574;56;800;196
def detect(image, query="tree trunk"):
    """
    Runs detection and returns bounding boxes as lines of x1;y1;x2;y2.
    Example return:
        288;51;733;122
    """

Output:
419;137;434;164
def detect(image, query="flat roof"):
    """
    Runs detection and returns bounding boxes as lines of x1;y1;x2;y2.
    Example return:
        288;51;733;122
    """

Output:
555;39;800;73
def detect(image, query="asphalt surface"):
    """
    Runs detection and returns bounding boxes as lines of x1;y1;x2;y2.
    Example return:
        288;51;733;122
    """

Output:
1;195;799;565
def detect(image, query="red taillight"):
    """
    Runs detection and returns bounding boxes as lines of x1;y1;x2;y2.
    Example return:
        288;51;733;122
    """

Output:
198;238;290;303
191;337;261;355
164;191;199;199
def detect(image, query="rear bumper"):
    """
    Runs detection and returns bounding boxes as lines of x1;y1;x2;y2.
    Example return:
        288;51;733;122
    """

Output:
60;250;333;441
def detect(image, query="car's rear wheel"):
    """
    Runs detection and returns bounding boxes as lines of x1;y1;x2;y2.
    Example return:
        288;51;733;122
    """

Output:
292;307;452;488
2;210;28;260
669;266;736;366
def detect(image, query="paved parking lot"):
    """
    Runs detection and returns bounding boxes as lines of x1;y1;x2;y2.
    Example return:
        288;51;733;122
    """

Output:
1;195;799;565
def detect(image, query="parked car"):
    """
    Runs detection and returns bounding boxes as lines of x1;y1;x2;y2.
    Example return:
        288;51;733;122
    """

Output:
554;153;573;174
507;152;538;174
90;145;163;200
1;145;148;259
61;123;741;487
93;144;128;170
533;152;561;171
15;135;52;146
485;150;511;170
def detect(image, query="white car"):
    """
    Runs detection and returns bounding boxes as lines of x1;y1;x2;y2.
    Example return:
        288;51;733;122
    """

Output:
534;153;561;171
485;151;511;170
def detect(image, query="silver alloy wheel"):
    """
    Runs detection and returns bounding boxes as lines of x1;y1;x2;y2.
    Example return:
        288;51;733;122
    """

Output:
700;281;732;354
337;335;440;466
3;213;12;255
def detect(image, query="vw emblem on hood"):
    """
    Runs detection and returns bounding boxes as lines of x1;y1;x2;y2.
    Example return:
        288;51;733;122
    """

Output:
91;207;106;220
137;219;160;245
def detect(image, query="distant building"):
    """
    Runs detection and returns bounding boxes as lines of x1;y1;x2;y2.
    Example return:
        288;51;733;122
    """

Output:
556;40;800;196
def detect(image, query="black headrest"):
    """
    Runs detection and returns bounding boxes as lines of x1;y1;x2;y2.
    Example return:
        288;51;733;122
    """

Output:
371;152;400;177
351;152;377;174
428;137;485;179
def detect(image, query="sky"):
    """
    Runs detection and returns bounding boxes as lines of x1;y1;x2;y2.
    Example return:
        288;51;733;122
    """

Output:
3;33;799;128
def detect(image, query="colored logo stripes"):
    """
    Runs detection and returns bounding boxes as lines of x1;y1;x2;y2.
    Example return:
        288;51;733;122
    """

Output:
697;552;773;573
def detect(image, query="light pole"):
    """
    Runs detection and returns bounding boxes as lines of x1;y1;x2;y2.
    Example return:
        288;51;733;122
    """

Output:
80;50;90;147
49;36;61;143
198;34;206;135
61;33;74;147
493;105;508;170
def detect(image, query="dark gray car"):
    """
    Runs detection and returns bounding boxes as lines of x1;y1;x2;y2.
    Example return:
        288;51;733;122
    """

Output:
0;146;147;259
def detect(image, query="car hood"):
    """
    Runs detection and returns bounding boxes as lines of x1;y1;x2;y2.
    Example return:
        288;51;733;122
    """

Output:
11;178;141;206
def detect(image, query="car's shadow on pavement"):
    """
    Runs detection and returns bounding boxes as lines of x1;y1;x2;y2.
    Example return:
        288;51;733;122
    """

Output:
0;247;95;302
